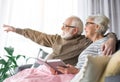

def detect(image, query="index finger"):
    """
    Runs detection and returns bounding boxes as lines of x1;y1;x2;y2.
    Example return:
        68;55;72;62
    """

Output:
3;24;8;27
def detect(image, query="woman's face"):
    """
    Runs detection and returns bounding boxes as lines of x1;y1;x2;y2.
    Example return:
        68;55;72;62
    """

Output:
84;18;97;39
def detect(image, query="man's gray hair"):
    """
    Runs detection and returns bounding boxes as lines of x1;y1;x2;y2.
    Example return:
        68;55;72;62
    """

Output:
87;14;109;34
69;16;83;35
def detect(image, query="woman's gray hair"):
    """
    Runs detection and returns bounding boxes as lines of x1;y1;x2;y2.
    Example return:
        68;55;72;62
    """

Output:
87;15;109;34
68;16;83;35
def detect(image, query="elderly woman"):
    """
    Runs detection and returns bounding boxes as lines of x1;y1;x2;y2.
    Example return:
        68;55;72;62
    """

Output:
3;15;112;82
76;15;110;69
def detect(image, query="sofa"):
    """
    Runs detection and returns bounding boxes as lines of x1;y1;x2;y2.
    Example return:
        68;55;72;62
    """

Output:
105;75;120;82
14;40;120;82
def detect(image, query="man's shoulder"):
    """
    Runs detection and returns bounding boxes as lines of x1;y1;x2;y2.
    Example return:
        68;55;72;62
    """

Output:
78;35;90;41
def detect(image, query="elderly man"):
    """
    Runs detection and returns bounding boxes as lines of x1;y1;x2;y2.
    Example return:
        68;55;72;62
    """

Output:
3;16;116;65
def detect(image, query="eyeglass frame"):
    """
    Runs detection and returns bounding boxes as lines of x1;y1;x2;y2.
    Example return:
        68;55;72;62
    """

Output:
85;22;96;26
63;23;76;28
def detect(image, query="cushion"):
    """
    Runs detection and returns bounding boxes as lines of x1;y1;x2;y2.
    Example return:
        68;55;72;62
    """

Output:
99;50;120;82
71;55;110;82
38;48;49;59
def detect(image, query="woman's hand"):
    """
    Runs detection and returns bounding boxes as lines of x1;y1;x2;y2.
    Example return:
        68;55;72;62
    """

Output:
49;67;58;75
57;64;79;74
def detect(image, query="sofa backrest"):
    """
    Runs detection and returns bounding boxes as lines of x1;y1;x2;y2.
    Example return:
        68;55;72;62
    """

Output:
116;40;120;51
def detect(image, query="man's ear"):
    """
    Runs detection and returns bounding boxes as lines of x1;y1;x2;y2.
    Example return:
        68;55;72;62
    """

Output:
72;28;78;35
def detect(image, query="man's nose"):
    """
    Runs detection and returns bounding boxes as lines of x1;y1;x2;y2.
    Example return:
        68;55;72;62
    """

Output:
61;26;64;30
84;27;86;31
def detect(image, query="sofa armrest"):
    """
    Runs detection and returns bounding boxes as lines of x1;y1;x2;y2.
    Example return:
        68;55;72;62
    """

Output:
14;48;49;74
14;63;40;74
105;75;120;82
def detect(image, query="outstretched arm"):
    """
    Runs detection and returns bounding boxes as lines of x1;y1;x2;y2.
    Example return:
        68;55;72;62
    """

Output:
102;32;117;55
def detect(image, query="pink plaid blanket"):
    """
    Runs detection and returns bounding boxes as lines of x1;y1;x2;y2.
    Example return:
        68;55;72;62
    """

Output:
4;65;75;82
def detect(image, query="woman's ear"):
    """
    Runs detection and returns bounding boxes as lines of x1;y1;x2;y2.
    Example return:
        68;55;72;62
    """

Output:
95;25;100;32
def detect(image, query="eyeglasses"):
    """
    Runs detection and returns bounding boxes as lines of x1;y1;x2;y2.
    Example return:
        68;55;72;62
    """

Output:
85;22;95;26
63;23;76;28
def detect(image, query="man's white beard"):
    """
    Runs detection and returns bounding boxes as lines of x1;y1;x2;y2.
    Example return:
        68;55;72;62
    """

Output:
61;31;73;40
